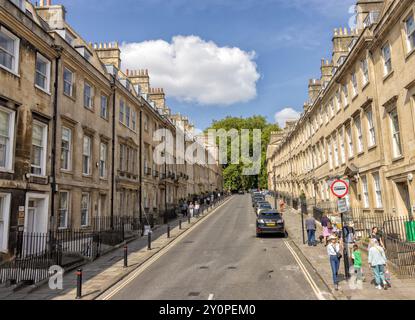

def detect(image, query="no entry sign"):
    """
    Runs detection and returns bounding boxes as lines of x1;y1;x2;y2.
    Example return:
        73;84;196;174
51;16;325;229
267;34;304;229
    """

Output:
330;180;349;198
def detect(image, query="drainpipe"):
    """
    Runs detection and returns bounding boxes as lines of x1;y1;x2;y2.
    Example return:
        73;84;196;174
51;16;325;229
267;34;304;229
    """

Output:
51;46;62;231
110;76;116;230
139;109;143;227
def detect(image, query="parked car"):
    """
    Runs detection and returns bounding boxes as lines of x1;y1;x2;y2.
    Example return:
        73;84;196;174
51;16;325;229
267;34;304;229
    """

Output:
256;202;272;215
252;196;265;207
238;190;245;194
256;210;285;237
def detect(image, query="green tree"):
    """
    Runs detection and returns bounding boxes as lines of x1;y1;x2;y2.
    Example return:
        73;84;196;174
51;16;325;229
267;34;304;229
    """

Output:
206;116;280;191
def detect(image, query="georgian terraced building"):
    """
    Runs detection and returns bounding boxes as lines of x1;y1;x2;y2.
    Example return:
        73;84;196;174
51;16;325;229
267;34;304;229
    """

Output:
267;0;415;218
0;0;222;261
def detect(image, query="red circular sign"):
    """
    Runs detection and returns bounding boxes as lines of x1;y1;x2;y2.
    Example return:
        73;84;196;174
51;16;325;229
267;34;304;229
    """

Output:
330;180;349;198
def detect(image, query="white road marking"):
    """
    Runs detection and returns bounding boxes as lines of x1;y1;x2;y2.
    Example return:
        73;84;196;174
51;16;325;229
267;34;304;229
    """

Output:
284;240;327;300
208;293;214;300
96;197;233;300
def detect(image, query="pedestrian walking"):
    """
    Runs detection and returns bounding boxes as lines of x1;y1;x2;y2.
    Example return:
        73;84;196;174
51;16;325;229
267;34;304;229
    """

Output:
352;244;363;284
194;201;200;216
182;202;189;217
368;238;388;290
305;214;317;246
321;212;331;246
279;199;285;212
370;227;385;249
189;202;195;218
327;235;342;291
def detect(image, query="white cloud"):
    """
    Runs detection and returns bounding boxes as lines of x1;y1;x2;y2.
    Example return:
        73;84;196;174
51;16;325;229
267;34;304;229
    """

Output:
120;35;260;106
274;108;301;128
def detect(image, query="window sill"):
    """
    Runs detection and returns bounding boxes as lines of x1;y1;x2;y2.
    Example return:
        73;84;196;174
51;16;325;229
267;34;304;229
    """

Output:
0;168;14;174
405;47;415;61
392;155;404;162
383;70;394;82
0;64;19;78
344;103;349;110
362;81;370;91
61;169;73;174
357;151;364;157
367;144;377;151
30;174;47;179
63;92;76;102
84;106;95;112
82;174;92;178
352;94;359;102
35;85;51;96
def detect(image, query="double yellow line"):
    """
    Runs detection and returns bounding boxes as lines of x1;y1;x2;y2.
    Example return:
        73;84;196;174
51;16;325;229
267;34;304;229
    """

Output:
284;240;328;300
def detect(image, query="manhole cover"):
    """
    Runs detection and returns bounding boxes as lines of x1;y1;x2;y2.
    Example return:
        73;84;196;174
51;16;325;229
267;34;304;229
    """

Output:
228;266;237;270
184;241;194;244
200;266;209;269
188;292;200;297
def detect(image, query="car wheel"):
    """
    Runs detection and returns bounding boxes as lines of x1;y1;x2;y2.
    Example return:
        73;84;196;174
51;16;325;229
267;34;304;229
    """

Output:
256;233;261;238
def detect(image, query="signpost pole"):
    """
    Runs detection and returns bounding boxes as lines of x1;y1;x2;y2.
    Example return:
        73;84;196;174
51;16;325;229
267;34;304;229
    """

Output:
331;179;351;281
339;197;351;280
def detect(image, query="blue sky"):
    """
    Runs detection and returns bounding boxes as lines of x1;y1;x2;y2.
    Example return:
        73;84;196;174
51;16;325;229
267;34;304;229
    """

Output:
53;0;355;129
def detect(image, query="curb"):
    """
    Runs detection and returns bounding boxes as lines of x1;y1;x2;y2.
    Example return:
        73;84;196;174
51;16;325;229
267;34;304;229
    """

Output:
284;216;348;300
92;196;233;300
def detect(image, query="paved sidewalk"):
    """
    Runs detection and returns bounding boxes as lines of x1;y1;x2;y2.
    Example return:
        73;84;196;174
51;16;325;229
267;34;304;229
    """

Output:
280;204;415;300
1;198;230;300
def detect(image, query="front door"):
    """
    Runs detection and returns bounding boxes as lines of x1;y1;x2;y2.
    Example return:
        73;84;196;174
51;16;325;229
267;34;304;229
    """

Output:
24;193;49;256
396;182;411;217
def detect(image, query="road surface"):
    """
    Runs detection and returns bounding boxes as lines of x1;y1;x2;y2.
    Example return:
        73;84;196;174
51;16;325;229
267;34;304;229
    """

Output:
104;194;332;300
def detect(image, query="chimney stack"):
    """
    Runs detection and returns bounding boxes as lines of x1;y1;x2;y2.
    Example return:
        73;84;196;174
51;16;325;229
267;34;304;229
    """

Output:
93;42;121;69
128;69;150;94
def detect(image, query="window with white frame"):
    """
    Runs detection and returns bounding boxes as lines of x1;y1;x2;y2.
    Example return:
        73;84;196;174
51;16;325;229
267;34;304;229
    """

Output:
336;90;341;111
361;176;369;208
361;58;369;86
389;109;402;158
100;95;108;119
61;126;72;171
346;126;354;158
125;105;131;127
340;128;346;164
132;111;136;131
82;135;92;175
144;114;149;131
83;82;94;109
31;121;48;176
328;138;333;169
342;84;349;106
0;193;11;253
351;72;358;96
99;142;107;178
372;172;383;208
63;68;74;96
319;107;323;125
366;108;376;147
81;193;90;227
355;116;363;153
325;105;329;124
0;107;15;171
382;43;392;75
58;191;69;229
405;14;415;52
321;140;326;162
333;135;339;167
330;99;335;118
119;100;125;124
35;53;51;92
0;26;20;74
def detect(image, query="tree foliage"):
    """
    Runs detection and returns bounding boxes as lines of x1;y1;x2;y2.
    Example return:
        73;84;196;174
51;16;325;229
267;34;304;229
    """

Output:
206;116;280;191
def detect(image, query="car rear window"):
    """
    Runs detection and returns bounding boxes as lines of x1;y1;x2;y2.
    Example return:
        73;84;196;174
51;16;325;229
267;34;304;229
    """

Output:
259;212;282;219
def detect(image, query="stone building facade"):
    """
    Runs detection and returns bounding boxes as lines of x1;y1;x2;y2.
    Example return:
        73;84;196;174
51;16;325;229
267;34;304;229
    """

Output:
0;0;222;261
267;0;415;219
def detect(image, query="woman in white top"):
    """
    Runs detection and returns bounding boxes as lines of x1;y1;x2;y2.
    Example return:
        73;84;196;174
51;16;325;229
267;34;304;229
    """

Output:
327;235;343;290
189;202;195;218
194;201;200;216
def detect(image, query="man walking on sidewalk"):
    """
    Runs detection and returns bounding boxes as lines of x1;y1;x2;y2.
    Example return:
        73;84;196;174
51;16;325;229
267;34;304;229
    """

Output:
305;214;317;246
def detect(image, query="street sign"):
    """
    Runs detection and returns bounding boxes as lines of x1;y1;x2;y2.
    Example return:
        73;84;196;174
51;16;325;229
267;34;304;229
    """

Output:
330;179;349;198
338;198;348;213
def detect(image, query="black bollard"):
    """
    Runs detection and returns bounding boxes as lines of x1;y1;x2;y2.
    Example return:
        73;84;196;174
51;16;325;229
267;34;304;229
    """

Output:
76;269;82;299
179;219;182;230
167;224;170;238
188;214;191;224
124;244;128;268
147;232;151;250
